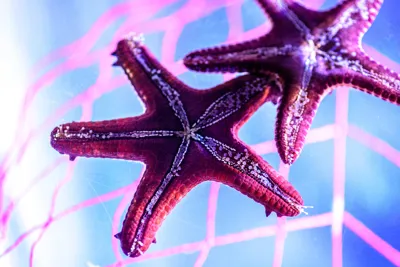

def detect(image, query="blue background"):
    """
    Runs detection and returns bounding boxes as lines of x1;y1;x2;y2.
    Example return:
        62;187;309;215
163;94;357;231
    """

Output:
2;0;400;266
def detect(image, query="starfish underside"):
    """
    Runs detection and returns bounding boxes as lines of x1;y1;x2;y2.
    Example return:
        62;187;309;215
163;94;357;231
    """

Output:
184;0;400;164
50;34;307;257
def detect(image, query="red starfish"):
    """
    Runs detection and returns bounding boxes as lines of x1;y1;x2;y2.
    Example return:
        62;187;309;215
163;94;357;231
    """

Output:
184;0;400;165
50;33;307;257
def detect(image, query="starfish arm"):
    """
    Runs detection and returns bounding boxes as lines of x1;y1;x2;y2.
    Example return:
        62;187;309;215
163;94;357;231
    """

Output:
315;0;383;47
196;75;305;216
183;38;297;75
257;0;320;35
114;33;191;128
274;75;326;165
50;117;181;161
256;0;290;21
117;136;191;257
277;1;336;30
183;37;292;74
196;134;304;217
116;129;304;258
333;53;400;104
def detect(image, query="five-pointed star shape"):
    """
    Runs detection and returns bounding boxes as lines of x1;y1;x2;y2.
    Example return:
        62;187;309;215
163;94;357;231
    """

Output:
184;0;400;165
50;33;306;257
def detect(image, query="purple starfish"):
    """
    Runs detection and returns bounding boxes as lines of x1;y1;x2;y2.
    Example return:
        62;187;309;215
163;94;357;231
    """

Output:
184;0;400;164
50;33;306;257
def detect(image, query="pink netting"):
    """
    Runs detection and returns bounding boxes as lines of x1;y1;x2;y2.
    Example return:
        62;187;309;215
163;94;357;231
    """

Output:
1;0;400;266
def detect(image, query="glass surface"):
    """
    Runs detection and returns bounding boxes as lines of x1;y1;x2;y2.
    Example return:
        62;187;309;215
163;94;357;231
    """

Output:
0;0;399;266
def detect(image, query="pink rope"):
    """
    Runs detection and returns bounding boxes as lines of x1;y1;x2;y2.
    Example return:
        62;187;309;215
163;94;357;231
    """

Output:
2;0;400;266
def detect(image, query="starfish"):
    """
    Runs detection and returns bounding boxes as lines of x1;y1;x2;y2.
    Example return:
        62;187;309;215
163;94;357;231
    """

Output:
50;33;307;257
184;0;400;165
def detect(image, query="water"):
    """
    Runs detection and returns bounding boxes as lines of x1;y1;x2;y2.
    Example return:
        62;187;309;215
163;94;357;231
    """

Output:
0;0;399;266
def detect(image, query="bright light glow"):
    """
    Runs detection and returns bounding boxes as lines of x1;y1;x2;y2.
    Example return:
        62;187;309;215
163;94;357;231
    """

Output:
0;1;27;154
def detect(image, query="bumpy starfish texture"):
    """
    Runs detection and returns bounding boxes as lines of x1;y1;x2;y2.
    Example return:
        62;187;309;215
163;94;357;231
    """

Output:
184;0;400;165
50;33;307;257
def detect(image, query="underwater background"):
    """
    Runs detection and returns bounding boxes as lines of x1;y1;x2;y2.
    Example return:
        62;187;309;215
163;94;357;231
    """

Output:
0;0;399;266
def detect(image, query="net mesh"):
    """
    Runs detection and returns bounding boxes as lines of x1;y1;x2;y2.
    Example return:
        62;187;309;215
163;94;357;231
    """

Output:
1;0;399;266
